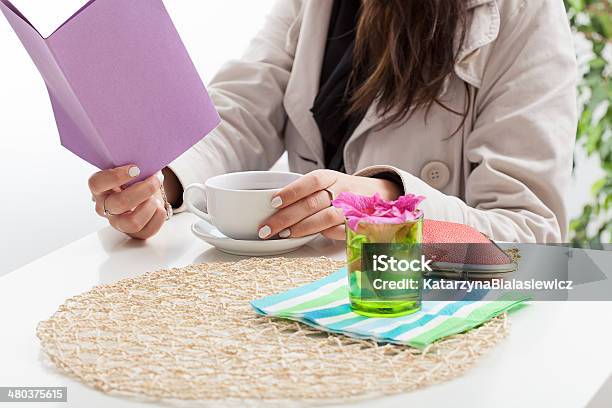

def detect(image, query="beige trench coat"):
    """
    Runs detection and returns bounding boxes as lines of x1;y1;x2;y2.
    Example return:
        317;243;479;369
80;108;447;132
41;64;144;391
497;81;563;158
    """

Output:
170;0;578;243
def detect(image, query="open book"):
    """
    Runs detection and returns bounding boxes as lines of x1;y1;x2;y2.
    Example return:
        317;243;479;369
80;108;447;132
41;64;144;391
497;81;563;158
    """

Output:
0;0;220;182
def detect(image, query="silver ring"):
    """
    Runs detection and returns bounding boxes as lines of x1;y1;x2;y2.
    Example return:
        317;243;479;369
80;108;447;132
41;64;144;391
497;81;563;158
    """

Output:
324;188;336;206
103;196;120;217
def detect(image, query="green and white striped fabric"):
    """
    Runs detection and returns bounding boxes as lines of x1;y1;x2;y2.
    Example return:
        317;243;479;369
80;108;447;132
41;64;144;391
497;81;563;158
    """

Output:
251;267;527;349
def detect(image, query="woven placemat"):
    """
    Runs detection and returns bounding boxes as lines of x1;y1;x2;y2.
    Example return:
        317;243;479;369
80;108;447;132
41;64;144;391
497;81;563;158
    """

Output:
37;257;509;407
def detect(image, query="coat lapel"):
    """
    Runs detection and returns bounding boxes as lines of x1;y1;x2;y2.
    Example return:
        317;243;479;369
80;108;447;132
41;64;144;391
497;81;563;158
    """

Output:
455;0;500;87
283;0;332;164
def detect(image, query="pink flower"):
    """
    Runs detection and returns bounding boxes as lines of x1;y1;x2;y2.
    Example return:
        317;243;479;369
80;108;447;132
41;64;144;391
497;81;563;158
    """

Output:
332;192;425;231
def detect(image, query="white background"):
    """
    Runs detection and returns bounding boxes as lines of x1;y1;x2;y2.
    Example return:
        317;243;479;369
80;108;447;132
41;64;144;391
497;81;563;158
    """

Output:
0;0;603;276
0;0;275;275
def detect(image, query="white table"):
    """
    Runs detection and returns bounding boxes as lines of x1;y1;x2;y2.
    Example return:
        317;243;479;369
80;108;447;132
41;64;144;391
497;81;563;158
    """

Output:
1;213;611;407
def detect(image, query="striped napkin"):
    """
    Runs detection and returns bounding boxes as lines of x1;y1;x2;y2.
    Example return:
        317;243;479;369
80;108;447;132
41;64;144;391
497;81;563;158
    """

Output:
251;268;527;349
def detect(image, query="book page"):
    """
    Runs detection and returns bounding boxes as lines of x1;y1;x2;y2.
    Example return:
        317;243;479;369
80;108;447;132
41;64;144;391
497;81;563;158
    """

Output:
10;0;89;38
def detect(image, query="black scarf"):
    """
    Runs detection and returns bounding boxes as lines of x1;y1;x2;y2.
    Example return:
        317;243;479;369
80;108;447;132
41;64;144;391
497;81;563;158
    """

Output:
310;0;364;172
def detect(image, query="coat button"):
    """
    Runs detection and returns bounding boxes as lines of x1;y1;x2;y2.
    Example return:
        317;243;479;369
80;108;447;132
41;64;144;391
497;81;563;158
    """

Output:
420;161;450;189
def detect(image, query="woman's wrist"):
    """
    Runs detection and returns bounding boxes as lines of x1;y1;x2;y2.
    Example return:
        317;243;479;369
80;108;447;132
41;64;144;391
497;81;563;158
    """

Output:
161;167;183;208
352;174;402;201
375;178;402;201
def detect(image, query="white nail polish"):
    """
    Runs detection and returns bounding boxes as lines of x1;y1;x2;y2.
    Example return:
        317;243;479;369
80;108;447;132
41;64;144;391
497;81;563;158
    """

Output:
279;228;291;238
156;171;165;185
270;196;283;209
128;166;141;178
258;225;272;239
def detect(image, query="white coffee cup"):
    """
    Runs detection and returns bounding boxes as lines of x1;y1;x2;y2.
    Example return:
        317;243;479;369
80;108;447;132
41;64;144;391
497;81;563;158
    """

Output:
183;171;302;240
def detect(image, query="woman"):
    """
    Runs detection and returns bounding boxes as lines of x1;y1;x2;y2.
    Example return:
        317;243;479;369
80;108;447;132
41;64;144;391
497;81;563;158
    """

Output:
89;0;577;243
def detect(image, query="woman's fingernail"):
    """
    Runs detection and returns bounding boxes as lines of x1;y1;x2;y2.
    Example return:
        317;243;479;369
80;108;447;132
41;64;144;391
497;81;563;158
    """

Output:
279;228;291;238
128;166;141;178
156;198;164;208
156;171;165;185
270;196;283;209
258;225;272;239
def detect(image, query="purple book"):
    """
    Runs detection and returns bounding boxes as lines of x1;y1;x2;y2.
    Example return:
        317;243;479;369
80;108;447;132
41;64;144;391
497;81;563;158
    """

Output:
0;0;220;182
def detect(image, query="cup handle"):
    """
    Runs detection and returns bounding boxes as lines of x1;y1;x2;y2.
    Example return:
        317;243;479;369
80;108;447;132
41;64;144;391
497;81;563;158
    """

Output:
183;183;213;224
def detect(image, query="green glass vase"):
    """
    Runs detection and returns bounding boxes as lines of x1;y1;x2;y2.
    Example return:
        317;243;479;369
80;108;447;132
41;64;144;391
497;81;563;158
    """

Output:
346;217;424;317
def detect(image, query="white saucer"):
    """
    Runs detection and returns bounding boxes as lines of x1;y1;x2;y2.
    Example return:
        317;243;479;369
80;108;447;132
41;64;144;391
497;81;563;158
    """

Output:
191;220;319;256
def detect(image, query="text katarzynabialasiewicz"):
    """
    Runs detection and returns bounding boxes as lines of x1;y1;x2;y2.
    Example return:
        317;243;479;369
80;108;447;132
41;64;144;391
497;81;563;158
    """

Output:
423;278;573;293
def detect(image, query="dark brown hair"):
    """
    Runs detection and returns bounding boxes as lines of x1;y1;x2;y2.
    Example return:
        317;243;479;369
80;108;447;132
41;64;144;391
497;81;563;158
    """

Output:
349;0;469;127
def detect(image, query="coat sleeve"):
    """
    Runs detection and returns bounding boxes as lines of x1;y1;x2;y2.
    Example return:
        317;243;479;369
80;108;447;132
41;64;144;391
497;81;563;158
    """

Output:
356;0;577;243
168;0;301;210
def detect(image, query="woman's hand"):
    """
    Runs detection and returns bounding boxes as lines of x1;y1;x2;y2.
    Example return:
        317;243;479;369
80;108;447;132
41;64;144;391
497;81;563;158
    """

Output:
88;165;177;240
258;169;401;241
